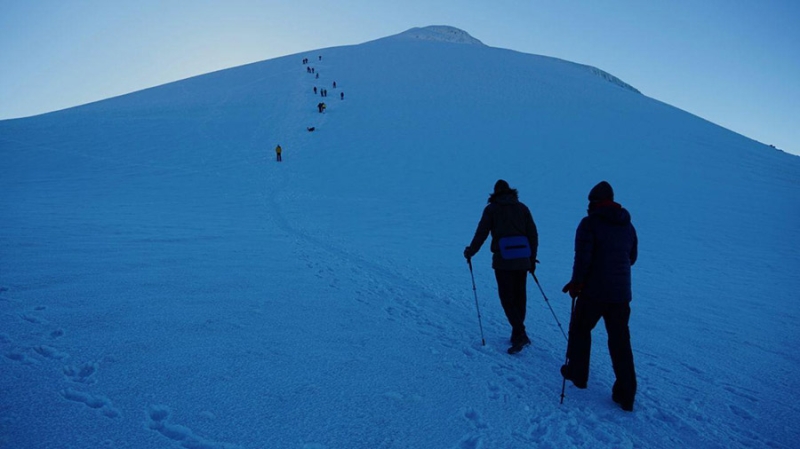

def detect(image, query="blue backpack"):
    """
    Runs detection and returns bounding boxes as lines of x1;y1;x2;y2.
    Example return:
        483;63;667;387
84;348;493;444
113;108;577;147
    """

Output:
498;236;531;260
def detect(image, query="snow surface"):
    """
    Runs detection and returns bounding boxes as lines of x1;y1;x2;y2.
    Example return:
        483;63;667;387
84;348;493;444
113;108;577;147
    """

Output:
1;26;799;449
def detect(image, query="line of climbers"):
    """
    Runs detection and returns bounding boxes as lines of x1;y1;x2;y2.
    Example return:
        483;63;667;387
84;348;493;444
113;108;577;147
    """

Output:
275;54;348;162
284;58;637;414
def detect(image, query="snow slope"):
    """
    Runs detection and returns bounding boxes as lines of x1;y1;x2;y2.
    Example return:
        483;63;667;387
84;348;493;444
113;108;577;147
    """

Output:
1;26;799;448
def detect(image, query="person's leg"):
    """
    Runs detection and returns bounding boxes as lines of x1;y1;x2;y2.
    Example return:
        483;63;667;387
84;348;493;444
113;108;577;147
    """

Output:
564;299;603;386
495;270;526;342
512;270;529;343
604;302;637;410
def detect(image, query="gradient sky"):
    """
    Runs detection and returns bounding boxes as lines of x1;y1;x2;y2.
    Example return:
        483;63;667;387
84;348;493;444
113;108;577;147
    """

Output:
2;0;798;155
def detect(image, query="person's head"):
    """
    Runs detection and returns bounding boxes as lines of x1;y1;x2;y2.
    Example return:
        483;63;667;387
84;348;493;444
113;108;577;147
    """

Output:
494;179;511;194
588;181;614;204
489;179;518;203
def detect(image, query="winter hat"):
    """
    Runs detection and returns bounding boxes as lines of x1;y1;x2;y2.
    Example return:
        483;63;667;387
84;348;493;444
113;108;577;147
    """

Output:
588;181;614;202
494;179;511;194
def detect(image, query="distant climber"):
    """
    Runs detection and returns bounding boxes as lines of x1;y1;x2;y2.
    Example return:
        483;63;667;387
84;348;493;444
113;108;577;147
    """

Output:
340;92;344;100
275;144;282;162
313;87;317;94
307;127;315;132
317;102;326;113
333;81;337;89
316;73;319;79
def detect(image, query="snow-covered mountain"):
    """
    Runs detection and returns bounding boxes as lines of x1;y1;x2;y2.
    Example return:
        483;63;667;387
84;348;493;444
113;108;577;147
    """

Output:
1;25;798;449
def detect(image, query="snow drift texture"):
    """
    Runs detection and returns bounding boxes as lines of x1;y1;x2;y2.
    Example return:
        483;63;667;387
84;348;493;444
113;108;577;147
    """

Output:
1;25;799;449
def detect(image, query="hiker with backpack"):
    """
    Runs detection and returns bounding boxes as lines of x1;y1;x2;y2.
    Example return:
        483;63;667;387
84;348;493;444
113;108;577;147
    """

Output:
275;144;282;162
560;181;638;411
464;180;539;354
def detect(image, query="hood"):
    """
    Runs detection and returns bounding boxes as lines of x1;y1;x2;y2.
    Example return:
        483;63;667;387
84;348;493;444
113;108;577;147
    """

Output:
589;201;631;225
489;190;519;204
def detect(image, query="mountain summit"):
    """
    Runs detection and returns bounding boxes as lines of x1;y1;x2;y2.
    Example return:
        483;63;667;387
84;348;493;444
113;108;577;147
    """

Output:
384;26;637;93
384;25;485;45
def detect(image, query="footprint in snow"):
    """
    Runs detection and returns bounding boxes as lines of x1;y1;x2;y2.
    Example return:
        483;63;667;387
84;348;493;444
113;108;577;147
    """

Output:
63;362;99;384
487;381;502;401
454;434;483;449
146;405;241;449
61;388;120;418
463;407;488;429
19;313;47;325
4;348;39;365
33;345;69;360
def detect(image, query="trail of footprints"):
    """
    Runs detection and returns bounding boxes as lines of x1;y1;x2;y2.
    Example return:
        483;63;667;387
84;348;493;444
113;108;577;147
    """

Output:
1;287;237;448
2;301;122;421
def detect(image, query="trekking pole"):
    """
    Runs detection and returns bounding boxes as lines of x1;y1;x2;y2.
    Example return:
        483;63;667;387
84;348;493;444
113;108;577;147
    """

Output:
467;259;486;346
560;295;576;405
531;273;568;342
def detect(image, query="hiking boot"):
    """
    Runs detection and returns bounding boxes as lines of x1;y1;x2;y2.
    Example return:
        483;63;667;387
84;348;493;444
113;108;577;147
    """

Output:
612;388;634;412
510;330;527;344
507;336;531;355
560;365;587;389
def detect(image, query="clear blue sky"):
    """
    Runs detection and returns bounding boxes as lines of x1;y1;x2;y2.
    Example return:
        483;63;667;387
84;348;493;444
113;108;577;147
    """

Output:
1;0;798;155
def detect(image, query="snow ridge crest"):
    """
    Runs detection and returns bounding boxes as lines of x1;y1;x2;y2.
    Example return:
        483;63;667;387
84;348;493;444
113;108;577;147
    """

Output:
583;65;641;94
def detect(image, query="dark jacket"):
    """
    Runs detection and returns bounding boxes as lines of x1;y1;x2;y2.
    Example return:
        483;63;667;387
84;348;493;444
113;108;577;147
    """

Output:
467;191;539;271
570;201;638;302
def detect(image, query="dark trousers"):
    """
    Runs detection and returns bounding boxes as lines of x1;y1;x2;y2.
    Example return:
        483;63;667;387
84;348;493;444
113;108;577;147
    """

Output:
566;299;637;401
276;153;282;162
494;270;528;343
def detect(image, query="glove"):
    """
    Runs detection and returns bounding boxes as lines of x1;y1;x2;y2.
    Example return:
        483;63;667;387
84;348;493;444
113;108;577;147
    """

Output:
529;259;539;275
562;281;582;299
463;246;474;260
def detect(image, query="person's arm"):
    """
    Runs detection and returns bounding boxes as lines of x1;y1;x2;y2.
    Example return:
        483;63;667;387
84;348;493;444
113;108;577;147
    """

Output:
526;209;539;269
562;217;592;298
571;218;593;283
